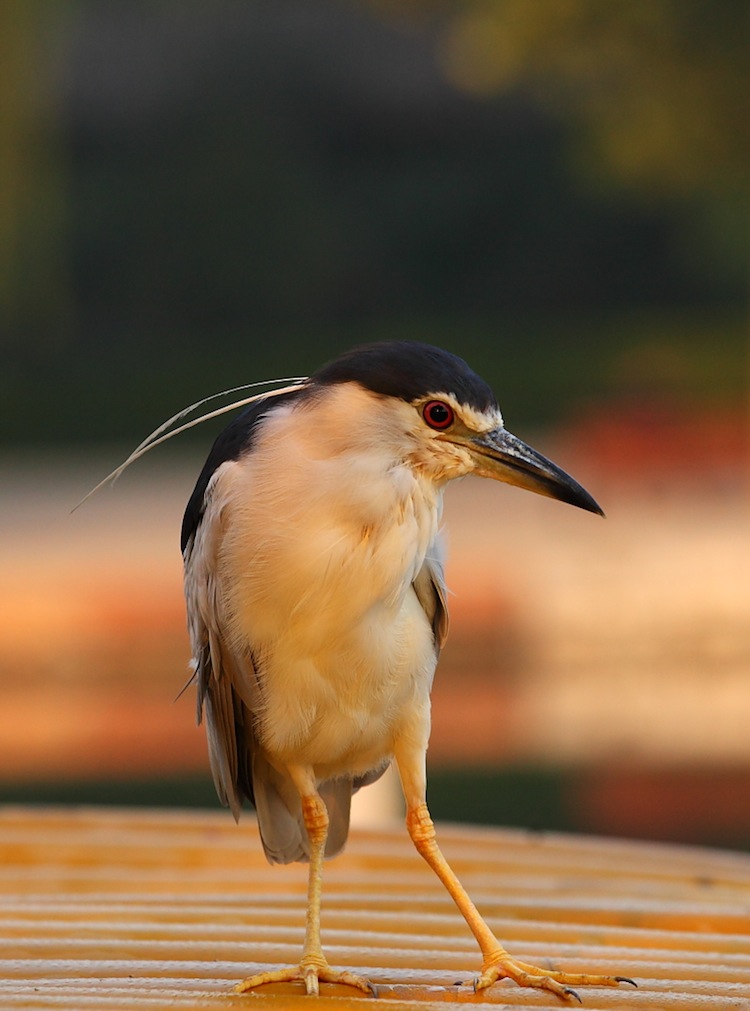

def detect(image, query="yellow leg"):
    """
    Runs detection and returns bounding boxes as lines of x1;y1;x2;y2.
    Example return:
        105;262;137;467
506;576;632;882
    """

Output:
396;749;635;1003
235;768;372;997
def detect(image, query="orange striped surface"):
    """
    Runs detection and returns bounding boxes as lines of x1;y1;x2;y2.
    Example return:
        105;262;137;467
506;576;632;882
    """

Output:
2;807;750;1008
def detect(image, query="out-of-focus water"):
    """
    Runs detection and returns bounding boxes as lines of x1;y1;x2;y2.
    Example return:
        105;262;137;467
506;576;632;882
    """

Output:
1;449;749;836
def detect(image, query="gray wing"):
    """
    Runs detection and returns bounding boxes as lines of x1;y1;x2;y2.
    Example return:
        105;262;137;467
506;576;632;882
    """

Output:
412;550;450;652
183;465;259;822
183;462;352;865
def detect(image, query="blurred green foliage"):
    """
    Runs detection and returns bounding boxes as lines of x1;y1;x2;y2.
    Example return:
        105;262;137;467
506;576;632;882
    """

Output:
431;0;748;195
0;1;746;446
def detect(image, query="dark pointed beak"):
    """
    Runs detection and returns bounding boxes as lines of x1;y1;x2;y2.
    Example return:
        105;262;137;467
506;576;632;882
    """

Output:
468;427;604;516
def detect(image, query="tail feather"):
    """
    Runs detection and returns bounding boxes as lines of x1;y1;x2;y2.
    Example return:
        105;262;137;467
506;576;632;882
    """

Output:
319;778;353;859
252;753;308;864
251;755;355;865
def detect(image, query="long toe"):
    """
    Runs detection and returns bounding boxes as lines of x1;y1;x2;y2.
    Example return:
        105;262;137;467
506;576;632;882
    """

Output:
317;964;374;995
476;952;635;1003
233;966;301;994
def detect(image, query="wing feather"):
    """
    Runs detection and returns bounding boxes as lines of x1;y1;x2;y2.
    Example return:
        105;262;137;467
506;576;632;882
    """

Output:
412;550;449;652
183;459;315;863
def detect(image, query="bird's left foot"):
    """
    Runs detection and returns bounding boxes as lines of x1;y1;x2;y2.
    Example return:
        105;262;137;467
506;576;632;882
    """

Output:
234;958;375;997
475;950;636;1003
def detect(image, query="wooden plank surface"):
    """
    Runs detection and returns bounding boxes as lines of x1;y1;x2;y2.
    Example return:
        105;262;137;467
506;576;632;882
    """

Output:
1;806;750;1008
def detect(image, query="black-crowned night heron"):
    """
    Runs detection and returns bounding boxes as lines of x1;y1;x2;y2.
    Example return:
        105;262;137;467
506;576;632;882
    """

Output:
180;341;633;1002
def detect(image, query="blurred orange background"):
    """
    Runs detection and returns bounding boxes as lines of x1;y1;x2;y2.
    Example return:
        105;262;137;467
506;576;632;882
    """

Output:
2;403;748;846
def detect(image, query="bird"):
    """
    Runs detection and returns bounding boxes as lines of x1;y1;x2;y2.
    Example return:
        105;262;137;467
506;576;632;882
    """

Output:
180;341;633;1002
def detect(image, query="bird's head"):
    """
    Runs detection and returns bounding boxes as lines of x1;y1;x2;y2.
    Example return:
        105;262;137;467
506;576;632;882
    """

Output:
309;341;603;516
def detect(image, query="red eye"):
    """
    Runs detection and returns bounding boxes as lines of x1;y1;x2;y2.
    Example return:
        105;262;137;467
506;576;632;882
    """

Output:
423;400;454;430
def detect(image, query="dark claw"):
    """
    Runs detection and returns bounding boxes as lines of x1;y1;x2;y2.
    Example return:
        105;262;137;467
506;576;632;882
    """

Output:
472;977;479;994
367;982;380;998
615;976;638;988
564;988;583;1005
